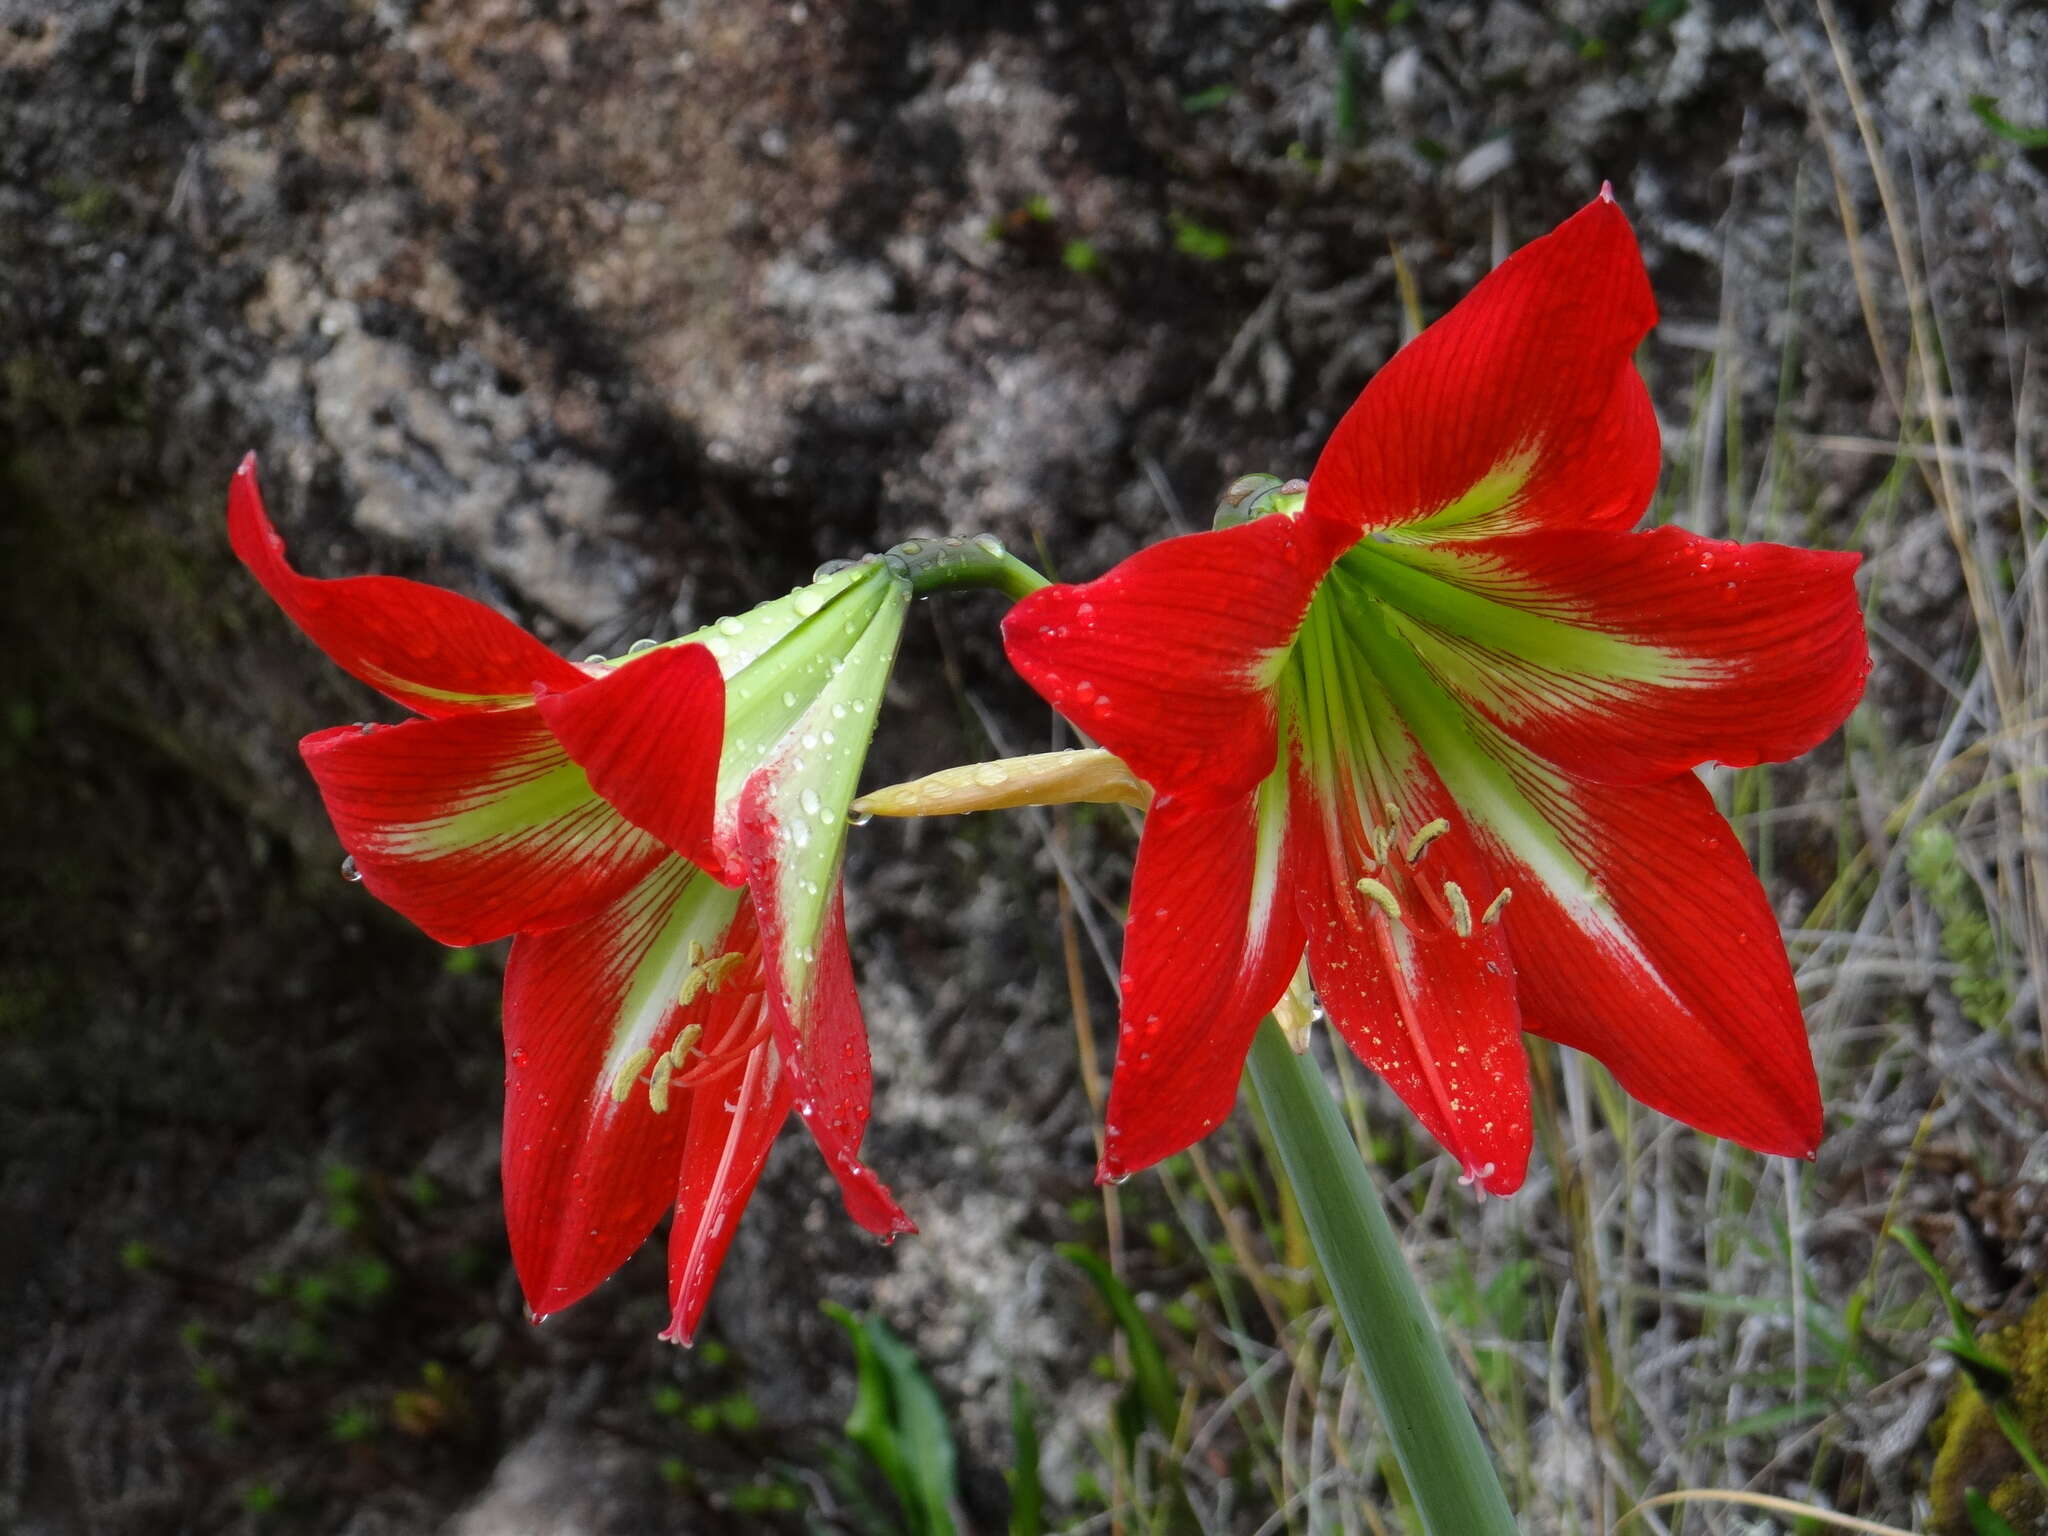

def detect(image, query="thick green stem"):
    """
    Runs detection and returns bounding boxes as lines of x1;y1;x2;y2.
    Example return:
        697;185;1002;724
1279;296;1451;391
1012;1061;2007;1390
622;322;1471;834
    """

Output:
888;535;1050;602
1244;1019;1518;1536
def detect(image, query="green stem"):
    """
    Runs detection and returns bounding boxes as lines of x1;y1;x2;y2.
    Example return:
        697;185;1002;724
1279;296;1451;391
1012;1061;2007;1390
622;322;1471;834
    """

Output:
1244;1019;1518;1536
890;536;1050;602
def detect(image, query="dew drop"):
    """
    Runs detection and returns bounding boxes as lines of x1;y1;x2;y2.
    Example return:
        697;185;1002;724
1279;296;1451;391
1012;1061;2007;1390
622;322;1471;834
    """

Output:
1102;1171;1132;1188
812;559;855;582
831;703;848;720
355;722;379;735
582;654;607;666
706;636;732;659
1076;602;1095;620
848;808;873;827
629;638;657;653
1073;680;1096;703
881;553;911;577
794;590;825;618
898;539;923;556
782;690;799;708
973;533;1006;556
790;820;811;848
801;732;819;750
340;855;362;882
799;787;823;817
717;615;746;636
973;765;1008;787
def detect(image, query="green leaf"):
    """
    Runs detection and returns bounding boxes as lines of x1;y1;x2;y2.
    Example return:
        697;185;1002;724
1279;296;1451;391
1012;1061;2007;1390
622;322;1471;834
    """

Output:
1965;1489;2024;1536
1056;1243;1179;1439
825;1302;960;1536
1180;84;1234;113
1168;213;1233;263
1007;1379;1043;1536
1893;1228;1979;1343
1969;95;2048;149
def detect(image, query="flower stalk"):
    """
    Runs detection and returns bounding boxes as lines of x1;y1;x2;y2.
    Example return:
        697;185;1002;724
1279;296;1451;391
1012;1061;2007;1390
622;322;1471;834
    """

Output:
1244;1018;1518;1536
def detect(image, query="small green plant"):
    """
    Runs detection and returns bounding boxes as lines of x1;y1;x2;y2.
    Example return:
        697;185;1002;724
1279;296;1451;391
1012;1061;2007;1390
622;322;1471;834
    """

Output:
825;1303;962;1536
1168;212;1232;262
1907;824;2014;1030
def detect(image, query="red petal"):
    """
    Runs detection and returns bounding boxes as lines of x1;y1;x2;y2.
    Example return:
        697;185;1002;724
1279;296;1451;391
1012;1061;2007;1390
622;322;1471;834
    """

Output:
1291;752;1531;1195
536;645;728;877
1001;513;1354;805
737;784;913;1237
302;712;666;946
1099;774;1308;1181
501;860;749;1317
1481;766;1822;1158
1305;198;1659;540
228;454;589;716
663;1039;793;1345
1352;528;1868;785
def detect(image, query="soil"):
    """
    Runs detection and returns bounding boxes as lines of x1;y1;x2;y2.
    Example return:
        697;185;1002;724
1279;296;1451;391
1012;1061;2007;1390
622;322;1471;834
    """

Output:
3;0;2044;1531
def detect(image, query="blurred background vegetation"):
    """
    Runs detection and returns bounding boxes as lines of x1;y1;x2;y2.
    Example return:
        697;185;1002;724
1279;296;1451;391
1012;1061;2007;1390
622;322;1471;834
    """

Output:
3;0;2045;1531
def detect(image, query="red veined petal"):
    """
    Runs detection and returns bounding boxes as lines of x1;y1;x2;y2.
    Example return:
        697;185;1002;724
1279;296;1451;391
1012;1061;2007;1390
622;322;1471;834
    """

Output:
1099;770;1308;1182
735;785;912;1238
1477;760;1821;1157
501;859;751;1318
1001;513;1355;806
536;644;728;878
1287;699;1530;1196
1304;196;1660;541
228;454;589;716
302;712;667;946
1334;528;1867;785
662;1038;794;1346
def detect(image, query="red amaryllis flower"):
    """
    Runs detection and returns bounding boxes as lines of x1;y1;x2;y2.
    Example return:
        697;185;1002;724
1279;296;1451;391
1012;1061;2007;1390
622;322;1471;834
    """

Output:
229;457;913;1338
1002;193;1869;1192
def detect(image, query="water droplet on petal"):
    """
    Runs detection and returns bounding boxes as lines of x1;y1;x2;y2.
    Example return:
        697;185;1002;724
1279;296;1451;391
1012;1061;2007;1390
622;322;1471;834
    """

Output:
781;690;799;708
582;654;607;666
628;638;657;654
799;787;822;817
794;590;824;618
356;722;379;735
717;616;746;637
340;855;362;882
848;808;873;827
973;765;1008;787
973;533;1005;556
812;559;855;582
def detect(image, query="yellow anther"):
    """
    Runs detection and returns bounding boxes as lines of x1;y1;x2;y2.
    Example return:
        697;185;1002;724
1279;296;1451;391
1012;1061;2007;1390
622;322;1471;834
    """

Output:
609;1047;655;1104
1382;800;1401;830
648;1052;675;1115
667;1024;703;1068
1443;880;1472;937
1405;817;1451;862
679;951;746;1005
1481;887;1513;924
1354;876;1402;922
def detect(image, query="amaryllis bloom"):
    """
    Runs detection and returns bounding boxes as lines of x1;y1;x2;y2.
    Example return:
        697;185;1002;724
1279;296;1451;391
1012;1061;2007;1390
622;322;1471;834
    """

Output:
1002;193;1868;1192
229;456;914;1339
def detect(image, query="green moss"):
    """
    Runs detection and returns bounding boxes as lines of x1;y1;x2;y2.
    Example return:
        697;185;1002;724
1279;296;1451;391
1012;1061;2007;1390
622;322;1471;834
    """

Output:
1931;1290;2048;1532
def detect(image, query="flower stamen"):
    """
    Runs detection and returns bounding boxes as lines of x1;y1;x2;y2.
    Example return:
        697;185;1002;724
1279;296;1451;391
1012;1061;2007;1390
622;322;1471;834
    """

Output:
1443;881;1472;938
609;1047;656;1105
1480;887;1513;925
1404;818;1451;863
1354;876;1402;923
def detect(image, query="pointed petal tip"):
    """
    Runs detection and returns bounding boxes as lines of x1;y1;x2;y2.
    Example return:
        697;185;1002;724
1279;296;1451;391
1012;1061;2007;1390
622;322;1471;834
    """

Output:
1598;178;1617;204
659;1318;697;1347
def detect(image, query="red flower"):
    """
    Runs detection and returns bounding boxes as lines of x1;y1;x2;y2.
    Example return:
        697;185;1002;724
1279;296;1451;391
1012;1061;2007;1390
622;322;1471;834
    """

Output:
230;458;913;1339
1002;194;1869;1192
